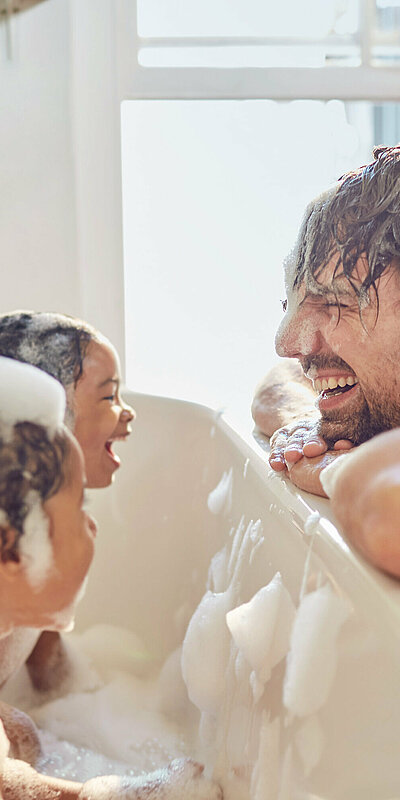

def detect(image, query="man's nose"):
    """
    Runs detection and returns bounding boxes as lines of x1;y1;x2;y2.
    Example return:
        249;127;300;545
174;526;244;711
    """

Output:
275;308;321;359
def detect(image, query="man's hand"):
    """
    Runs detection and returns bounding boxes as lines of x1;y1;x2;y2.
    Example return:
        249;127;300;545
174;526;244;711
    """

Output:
269;419;353;475
286;450;353;497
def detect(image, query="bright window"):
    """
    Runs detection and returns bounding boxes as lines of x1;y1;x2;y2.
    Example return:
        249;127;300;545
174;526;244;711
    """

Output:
119;2;400;424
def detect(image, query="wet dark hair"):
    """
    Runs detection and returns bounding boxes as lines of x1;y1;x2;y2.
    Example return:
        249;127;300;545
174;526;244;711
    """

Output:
293;145;400;305
0;311;99;389
0;422;69;563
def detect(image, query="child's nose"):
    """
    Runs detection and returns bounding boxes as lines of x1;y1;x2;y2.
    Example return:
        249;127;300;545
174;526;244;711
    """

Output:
121;404;135;423
88;514;98;538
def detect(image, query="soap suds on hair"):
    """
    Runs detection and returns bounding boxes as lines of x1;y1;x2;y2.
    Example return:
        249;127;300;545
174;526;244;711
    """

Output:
0;357;65;439
18;491;53;589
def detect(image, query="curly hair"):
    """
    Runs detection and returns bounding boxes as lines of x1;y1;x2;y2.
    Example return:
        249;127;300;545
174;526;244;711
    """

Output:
293;145;400;305
0;311;99;389
0;422;68;563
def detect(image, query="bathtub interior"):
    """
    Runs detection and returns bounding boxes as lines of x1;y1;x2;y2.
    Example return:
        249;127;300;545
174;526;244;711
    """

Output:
74;390;400;799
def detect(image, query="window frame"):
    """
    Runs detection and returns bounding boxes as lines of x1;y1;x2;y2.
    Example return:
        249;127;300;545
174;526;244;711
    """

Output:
117;0;400;101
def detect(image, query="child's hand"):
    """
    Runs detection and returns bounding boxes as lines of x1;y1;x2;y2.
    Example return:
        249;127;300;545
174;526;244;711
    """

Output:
0;702;42;766
78;758;223;799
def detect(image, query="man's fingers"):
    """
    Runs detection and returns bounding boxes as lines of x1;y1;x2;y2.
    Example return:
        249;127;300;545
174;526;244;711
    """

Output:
333;439;353;451
302;436;328;458
269;454;288;471
283;446;305;464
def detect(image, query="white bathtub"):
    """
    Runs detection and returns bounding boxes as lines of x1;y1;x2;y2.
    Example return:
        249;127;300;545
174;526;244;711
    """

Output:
77;391;400;800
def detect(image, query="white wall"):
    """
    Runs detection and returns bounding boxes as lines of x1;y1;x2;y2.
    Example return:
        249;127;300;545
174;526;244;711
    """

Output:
0;0;78;314
0;0;126;368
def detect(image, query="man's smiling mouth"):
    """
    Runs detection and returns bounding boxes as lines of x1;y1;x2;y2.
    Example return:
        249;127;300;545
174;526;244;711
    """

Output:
312;374;358;397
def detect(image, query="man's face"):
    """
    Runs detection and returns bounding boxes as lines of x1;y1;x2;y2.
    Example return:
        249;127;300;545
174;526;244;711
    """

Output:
275;255;400;445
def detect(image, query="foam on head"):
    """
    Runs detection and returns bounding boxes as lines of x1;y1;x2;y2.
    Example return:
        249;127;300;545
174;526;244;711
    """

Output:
0;356;65;439
0;357;66;590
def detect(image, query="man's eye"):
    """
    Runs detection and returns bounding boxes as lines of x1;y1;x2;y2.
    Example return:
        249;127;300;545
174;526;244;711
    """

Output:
103;394;116;402
324;302;348;310
281;299;288;312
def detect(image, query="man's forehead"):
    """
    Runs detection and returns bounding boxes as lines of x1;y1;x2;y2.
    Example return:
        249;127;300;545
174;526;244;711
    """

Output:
283;250;297;293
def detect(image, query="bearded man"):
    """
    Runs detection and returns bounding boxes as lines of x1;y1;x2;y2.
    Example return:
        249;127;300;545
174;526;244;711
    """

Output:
252;145;400;577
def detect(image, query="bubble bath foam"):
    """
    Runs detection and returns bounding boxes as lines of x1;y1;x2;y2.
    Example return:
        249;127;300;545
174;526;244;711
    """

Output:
3;392;400;800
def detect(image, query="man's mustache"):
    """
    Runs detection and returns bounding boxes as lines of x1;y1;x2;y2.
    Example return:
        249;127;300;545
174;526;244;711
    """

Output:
301;355;353;375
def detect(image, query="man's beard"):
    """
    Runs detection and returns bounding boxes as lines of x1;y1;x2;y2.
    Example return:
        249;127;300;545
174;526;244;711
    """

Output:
318;393;400;447
301;355;400;446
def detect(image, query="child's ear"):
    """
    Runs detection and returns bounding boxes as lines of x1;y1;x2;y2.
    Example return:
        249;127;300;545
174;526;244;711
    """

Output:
0;526;21;578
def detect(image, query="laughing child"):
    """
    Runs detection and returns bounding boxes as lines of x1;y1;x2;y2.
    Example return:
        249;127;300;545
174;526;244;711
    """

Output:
0;311;135;691
0;356;222;800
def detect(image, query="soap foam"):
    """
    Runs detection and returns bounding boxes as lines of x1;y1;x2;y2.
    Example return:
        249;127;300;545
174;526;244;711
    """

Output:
18;491;53;589
207;469;233;516
0;356;65;439
283;585;351;717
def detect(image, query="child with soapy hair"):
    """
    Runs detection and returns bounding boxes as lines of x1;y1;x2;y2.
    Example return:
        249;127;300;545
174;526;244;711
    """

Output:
0;310;135;692
0;356;223;800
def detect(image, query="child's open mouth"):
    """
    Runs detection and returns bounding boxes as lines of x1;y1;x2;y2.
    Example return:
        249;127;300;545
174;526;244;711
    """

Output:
105;440;120;466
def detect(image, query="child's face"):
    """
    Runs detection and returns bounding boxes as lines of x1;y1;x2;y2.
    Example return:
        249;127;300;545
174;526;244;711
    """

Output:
72;339;135;488
14;433;96;631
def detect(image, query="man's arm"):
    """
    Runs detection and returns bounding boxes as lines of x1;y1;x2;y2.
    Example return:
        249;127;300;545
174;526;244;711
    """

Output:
251;359;317;437
322;429;400;579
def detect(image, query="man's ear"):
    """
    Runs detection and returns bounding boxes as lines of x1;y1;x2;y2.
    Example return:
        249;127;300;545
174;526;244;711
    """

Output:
0;526;21;579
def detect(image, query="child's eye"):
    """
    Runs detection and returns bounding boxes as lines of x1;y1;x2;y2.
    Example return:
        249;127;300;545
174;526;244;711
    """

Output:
103;394;116;402
281;299;288;312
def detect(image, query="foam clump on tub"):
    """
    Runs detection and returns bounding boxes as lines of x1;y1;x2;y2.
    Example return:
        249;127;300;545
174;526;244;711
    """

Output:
294;714;324;777
303;511;321;537
0;356;65;438
250;712;280;800
226;572;296;686
283;584;351;717
181;588;232;713
207;468;233;516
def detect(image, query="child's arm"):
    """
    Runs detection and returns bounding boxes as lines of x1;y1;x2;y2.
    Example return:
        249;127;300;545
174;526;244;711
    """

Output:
26;631;70;693
0;703;41;766
2;757;82;799
3;758;223;800
78;759;222;799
